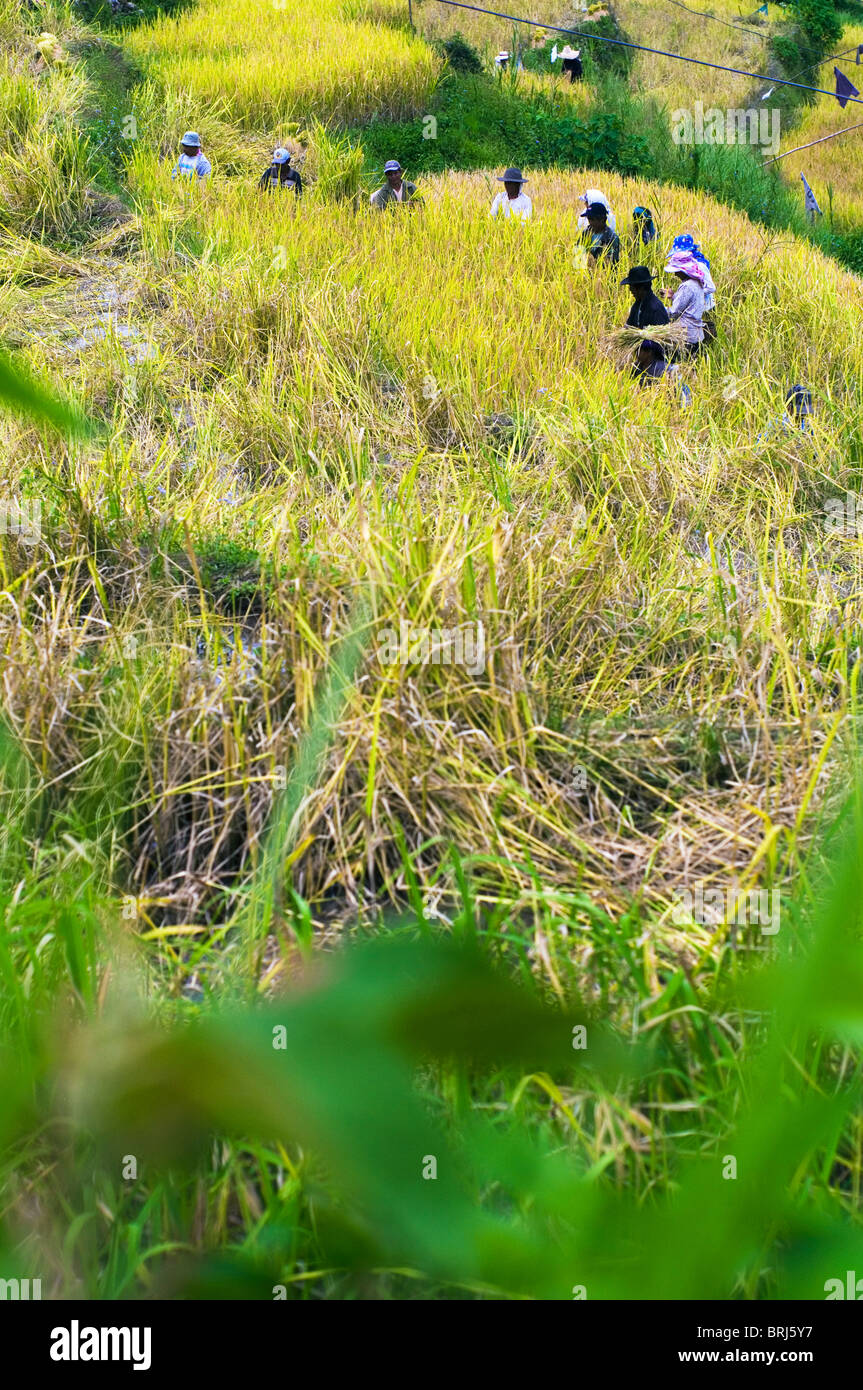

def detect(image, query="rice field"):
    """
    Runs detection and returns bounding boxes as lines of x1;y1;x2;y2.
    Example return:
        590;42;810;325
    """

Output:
125;0;441;126
2;0;863;1306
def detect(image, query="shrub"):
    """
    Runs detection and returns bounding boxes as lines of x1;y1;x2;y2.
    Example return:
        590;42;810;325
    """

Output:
431;30;482;75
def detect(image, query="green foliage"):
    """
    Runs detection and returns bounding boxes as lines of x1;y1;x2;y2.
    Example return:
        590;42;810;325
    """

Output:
0;350;97;436
359;74;651;177
306;118;366;202
431;30;482;75
3;803;863;1297
579;16;634;81
771;0;844;101
792;0;843;51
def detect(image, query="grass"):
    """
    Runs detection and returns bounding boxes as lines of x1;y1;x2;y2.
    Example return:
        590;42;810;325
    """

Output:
1;0;863;1301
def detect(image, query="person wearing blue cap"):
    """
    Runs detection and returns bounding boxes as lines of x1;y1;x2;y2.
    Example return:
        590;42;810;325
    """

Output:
490;168;532;221
370;160;420;210
171;131;211;181
258;147;303;194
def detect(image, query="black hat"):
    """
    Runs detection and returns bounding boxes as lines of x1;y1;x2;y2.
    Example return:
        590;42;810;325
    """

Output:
584;201;608;220
620;266;653;287
498;167;527;184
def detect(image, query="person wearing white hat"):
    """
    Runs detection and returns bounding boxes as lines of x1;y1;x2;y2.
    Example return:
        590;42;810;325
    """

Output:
171;131;211;181
559;45;582;81
577;188;615;233
370;159;420;210
258;147;303;194
490;167;532;221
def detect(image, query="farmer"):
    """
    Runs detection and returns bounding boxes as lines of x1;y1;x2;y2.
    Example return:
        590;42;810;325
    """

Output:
633;340;693;406
559;45;583;81
171;131;211;181
583;202;620;265
633;338;671;383
577;188;616;233
490;167;532;221
671;233;716;339
258;147;303;194
370;159;420;210
756;384;814;442
621;266;669;329
785;383;813;432
663;251;705;356
633;206;657;245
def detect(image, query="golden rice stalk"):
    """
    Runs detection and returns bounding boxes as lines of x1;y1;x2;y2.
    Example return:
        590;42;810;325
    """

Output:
602;321;689;369
35;33;66;66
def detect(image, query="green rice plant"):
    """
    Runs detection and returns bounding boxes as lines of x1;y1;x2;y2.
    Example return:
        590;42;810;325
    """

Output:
303;119;367;205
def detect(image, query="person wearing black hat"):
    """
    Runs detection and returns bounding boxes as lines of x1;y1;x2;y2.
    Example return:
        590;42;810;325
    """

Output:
490;168;532;221
621;266;669;329
583;201;620;265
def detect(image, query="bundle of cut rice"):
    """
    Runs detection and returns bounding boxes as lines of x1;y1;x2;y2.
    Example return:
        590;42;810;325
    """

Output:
35;32;66;65
603;321;689;369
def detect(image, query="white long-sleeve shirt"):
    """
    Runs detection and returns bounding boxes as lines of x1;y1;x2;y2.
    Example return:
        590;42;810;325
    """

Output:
490;190;532;221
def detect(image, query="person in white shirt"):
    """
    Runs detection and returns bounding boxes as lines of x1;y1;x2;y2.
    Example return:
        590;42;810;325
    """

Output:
490;167;532;221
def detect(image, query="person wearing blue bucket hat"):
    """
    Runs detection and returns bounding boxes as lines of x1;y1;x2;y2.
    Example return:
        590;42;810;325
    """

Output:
490;167;532;221
370;159;421;210
171;130;211;181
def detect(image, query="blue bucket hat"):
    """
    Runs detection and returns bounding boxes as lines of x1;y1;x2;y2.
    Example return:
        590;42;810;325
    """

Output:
181;131;201;147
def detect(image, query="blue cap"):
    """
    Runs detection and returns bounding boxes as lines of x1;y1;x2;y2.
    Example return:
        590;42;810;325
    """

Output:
273;147;290;164
181;131;201;147
384;160;402;173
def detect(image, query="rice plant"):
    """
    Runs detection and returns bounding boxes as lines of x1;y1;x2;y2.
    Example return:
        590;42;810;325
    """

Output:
1;0;862;1305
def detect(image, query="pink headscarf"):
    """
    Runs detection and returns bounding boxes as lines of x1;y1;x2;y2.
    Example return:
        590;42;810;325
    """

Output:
665;251;705;283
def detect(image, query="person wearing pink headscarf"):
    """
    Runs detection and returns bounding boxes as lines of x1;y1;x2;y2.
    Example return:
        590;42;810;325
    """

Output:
663;251;705;357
